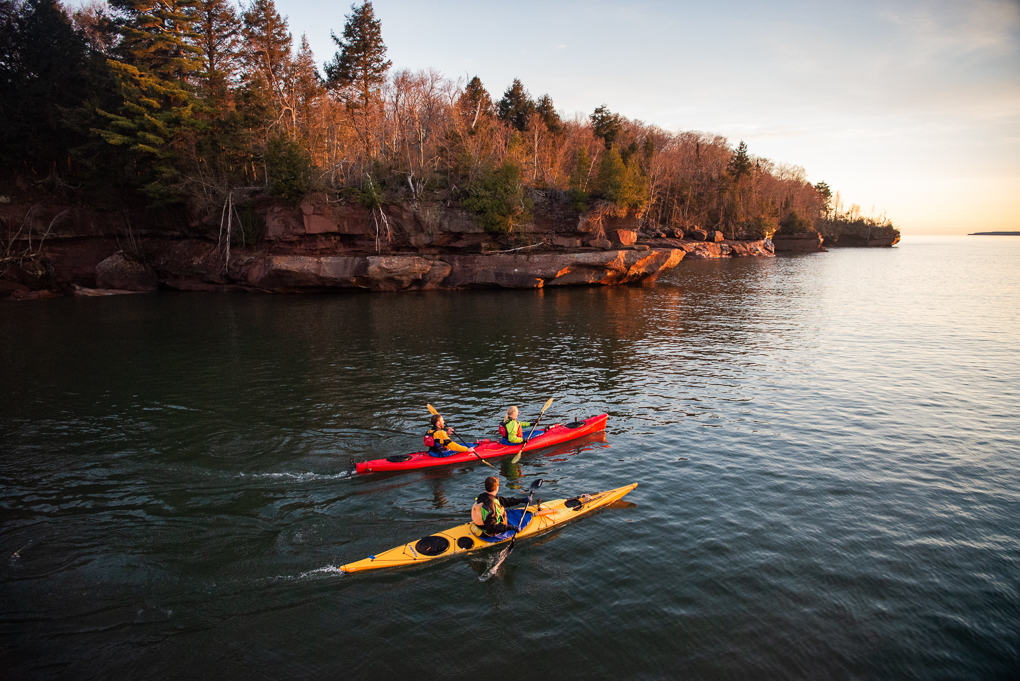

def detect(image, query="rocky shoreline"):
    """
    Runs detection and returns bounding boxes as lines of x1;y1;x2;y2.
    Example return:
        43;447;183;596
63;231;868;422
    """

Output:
2;189;905;301
1;196;788;300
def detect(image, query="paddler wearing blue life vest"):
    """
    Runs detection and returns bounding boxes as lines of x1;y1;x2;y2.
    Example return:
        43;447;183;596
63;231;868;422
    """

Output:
425;414;476;458
471;476;529;538
500;406;543;445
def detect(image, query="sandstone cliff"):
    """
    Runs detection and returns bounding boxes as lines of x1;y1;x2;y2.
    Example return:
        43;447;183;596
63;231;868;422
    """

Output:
1;193;775;299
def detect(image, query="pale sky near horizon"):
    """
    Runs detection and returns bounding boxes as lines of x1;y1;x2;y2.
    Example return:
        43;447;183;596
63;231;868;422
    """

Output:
266;0;1018;235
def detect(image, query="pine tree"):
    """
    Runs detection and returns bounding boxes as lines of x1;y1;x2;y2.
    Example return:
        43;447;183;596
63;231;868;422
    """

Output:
535;94;562;135
97;0;203;200
728;140;752;180
596;144;647;211
292;34;322;141
239;0;291;127
192;0;240;114
324;1;390;109
0;0;101;177
459;75;491;129
496;78;534;132
590;105;621;149
596;144;627;203
814;181;833;218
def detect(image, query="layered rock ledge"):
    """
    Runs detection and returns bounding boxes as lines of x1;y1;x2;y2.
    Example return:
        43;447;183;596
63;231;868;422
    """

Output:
244;249;686;292
2;197;777;299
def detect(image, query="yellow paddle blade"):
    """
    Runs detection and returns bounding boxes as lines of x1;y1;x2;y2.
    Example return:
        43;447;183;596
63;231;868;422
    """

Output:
426;403;439;416
541;397;553;414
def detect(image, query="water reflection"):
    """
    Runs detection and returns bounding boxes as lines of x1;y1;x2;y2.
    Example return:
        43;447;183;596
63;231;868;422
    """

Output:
3;241;1019;680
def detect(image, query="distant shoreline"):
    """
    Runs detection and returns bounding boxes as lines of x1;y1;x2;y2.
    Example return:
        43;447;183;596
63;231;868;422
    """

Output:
968;232;1020;236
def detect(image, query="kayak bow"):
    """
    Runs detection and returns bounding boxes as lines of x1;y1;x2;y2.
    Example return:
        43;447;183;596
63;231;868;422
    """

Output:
338;482;637;573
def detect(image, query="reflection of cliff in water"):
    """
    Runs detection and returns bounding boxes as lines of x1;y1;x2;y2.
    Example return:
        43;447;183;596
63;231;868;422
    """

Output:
54;256;788;458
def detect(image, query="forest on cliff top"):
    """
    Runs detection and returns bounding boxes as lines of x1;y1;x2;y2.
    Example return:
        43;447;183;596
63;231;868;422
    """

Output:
0;0;894;240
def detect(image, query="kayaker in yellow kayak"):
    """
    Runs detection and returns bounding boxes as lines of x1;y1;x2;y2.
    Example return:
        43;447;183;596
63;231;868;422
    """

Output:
500;406;544;445
425;414;476;458
471;476;530;538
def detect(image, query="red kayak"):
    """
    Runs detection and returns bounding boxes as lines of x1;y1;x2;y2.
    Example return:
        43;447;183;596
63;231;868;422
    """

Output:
354;414;609;474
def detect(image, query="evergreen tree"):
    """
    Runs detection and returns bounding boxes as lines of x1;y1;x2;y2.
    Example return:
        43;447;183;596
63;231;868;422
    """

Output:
192;0;240;113
728;140;752;180
459;75;491;129
590;104;621;149
240;0;291;126
324;1;390;109
98;0;203;200
292;34;322;139
535;93;561;134
0;0;103;177
642;136;655;164
596;144;647;211
496;78;533;132
814;181;833;218
596;144;627;203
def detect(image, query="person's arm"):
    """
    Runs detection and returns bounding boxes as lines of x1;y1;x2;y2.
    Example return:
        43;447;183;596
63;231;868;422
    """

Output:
435;430;472;453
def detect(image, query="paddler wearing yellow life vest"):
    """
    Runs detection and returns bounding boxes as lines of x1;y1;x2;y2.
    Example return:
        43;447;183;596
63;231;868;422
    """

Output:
425;414;476;458
471;476;529;538
500;405;544;444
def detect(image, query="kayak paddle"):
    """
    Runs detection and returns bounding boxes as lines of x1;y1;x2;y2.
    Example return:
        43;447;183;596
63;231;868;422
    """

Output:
426;403;495;469
510;398;553;464
487;478;543;573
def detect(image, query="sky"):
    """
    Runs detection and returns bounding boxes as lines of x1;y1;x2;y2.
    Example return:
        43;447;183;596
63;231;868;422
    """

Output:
264;0;1019;235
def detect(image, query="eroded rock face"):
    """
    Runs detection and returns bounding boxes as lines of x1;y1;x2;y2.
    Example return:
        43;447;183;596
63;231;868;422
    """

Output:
642;237;774;260
772;231;827;253
244;249;685;291
95;252;159;291
611;229;637;247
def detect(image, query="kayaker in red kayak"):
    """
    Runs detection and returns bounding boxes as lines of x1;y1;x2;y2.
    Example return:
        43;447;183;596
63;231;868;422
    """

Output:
500;406;544;445
471;476;530;538
425;414;477;458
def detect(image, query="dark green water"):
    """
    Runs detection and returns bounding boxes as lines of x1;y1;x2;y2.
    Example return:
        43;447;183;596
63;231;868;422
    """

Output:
2;236;1018;679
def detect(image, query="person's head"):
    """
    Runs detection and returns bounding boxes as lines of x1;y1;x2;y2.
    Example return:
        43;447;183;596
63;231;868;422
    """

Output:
484;476;499;493
431;414;443;429
506;406;518;420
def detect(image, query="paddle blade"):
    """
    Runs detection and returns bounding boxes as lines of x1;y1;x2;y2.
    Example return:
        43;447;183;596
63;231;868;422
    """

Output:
530;478;544;490
511;452;522;464
426;403;439;416
541;398;553;414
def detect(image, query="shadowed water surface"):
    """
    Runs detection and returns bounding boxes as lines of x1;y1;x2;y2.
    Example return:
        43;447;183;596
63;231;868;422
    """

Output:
2;236;1018;679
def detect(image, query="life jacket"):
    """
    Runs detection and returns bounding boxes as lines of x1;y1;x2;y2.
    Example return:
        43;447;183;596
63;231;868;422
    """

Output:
499;419;523;440
424;427;449;453
471;493;506;529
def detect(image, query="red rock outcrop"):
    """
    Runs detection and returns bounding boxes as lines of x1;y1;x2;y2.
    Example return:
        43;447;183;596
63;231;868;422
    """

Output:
244;249;685;291
3;193;781;300
771;231;827;253
95;252;159;291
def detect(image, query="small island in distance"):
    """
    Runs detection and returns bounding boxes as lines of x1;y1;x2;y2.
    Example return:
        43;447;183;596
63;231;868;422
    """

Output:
969;232;1020;236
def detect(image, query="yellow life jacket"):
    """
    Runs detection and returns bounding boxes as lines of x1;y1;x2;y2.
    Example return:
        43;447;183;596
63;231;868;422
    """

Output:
471;494;506;528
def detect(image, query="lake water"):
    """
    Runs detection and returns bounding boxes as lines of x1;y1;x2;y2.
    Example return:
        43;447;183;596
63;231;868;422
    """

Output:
2;236;1018;679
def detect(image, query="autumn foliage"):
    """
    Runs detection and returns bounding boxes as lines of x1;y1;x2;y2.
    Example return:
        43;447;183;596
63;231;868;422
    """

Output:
0;0;871;239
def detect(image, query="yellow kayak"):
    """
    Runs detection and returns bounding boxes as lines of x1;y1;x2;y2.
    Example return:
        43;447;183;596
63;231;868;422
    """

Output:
338;483;638;573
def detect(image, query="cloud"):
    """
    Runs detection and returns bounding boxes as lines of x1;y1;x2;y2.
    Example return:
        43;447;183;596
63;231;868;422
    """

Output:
880;0;1020;61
